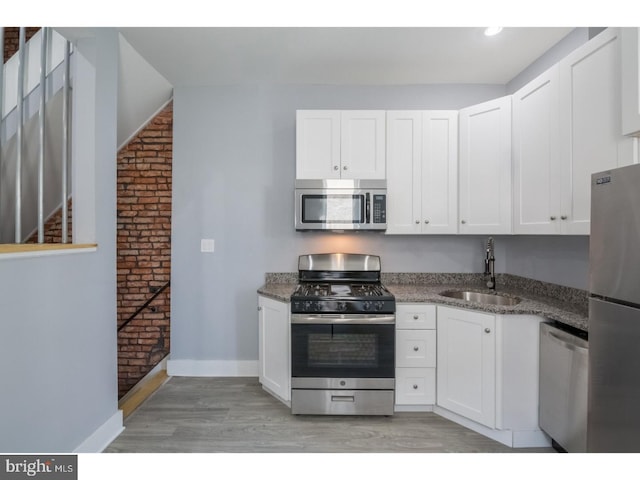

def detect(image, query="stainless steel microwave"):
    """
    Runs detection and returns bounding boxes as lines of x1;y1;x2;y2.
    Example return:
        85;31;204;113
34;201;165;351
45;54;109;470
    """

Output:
294;179;387;231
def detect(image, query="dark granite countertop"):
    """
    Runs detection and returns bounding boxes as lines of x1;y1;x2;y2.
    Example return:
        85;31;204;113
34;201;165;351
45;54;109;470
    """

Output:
257;272;589;332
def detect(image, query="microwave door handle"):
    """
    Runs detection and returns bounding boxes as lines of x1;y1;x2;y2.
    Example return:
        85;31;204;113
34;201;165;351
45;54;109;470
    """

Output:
365;193;370;224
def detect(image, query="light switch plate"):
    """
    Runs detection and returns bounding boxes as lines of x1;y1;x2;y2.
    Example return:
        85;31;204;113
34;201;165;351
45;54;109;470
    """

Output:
201;239;215;253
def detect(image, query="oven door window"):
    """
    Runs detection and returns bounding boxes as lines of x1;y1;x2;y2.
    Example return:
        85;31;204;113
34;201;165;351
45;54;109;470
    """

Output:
291;324;394;378
301;194;365;224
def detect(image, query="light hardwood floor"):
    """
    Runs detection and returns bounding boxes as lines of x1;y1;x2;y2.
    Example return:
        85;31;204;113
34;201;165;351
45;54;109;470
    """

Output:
105;377;555;453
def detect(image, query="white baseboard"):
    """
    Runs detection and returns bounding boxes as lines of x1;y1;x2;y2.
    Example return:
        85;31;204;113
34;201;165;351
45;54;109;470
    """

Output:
512;429;552;448
73;410;124;453
433;406;514;447
167;359;258;377
394;405;434;413
432;406;552;449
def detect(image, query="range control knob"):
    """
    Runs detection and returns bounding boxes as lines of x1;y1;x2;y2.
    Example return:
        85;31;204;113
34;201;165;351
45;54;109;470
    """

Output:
363;301;371;311
304;301;313;311
337;302;347;312
375;302;384;311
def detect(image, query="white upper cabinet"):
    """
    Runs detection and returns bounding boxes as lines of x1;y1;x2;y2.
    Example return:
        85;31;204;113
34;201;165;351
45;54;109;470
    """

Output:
386;111;422;233
296;110;341;179
559;27;634;235
512;65;562;234
386;111;458;234
296;110;386;180
621;28;640;136
458;96;512;235
421;112;459;234
340;110;387;179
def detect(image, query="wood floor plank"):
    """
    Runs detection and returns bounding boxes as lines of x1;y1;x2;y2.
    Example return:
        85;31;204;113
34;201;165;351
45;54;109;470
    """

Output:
105;377;554;454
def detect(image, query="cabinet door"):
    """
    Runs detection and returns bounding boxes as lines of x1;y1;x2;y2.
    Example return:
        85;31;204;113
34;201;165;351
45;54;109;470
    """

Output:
421;111;458;234
459;96;512;234
512;65;562;234
386;111;423;234
296;110;341;179
559;28;627;234
621;28;640;136
437;306;496;428
340;110;386;179
258;295;290;402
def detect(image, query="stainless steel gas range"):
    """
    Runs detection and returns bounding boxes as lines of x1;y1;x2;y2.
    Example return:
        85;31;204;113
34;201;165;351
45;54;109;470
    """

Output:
290;253;396;416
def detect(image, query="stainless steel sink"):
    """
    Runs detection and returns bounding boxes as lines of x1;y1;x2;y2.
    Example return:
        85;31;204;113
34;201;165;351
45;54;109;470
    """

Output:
440;290;521;306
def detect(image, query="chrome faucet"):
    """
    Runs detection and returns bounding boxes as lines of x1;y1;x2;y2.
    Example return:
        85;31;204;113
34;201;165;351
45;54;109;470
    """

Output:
484;237;496;290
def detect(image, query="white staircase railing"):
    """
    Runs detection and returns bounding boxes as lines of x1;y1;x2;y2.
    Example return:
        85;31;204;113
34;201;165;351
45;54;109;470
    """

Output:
1;27;72;243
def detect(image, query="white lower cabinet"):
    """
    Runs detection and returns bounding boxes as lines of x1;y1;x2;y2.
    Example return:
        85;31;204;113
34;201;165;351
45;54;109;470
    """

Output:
258;295;290;404
395;304;436;410
436;306;496;427
435;305;550;448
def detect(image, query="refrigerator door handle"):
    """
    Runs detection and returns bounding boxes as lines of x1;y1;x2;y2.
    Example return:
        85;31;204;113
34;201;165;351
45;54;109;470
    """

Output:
547;331;588;353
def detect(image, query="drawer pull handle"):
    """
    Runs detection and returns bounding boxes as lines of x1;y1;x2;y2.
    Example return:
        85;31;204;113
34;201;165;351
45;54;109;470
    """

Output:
413;315;419;320
331;395;355;403
413;384;419;390
413;346;419;351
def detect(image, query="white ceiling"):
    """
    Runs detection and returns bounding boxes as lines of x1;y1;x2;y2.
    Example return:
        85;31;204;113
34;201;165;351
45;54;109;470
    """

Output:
118;27;575;87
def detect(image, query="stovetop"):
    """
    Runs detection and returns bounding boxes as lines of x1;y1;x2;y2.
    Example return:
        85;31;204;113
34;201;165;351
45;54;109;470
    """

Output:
291;281;396;314
293;282;391;298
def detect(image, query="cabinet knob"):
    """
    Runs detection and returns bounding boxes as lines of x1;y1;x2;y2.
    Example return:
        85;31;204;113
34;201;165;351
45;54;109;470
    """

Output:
484;328;491;333
413;346;419;352
257;306;262;311
343;165;348;171
424;220;429;224
333;165;339;171
561;215;568;220
413;384;419;390
461;220;466;224
413;315;419;320
550;216;557;221
415;220;420;224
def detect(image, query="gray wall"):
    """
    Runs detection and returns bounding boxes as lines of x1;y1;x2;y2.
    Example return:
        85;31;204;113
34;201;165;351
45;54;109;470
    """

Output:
506;27;589;94
170;82;588;365
0;29;119;452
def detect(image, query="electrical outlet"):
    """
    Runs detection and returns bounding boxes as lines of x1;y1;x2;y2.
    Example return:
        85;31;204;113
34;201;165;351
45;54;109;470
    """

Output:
201;239;215;253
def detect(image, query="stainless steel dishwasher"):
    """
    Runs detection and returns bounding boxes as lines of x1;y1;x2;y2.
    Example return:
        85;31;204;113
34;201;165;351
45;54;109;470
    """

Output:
539;322;589;453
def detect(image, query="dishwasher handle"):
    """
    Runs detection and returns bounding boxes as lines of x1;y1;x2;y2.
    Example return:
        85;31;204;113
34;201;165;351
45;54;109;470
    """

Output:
547;331;588;353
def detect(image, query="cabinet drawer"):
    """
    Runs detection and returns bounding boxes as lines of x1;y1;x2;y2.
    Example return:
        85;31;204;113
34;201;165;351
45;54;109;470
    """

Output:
396;304;436;329
396;330;436;368
395;368;436;405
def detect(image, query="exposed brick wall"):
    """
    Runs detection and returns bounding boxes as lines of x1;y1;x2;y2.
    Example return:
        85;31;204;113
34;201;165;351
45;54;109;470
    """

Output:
25;199;72;244
3;27;41;62
117;102;173;398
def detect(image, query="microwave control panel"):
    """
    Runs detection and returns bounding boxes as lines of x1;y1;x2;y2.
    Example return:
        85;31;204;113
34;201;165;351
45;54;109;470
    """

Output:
372;195;386;224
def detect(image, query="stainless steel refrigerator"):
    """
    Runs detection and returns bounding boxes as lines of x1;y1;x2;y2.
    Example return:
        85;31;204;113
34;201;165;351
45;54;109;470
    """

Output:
588;162;640;452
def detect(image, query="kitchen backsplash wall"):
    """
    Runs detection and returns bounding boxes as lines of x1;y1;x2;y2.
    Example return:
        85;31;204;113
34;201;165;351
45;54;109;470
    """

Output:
503;235;589;290
171;82;589;365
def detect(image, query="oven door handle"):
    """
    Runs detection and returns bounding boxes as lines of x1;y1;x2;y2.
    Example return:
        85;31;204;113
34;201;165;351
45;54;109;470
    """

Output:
291;314;396;324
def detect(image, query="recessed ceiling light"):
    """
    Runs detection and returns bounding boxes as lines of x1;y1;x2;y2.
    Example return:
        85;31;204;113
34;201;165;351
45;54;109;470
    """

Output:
484;27;503;37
